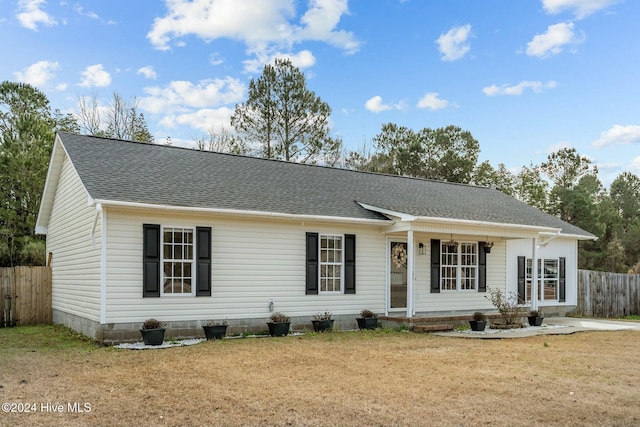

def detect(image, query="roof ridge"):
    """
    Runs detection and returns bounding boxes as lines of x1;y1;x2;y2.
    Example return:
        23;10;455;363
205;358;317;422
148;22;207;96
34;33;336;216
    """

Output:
57;132;491;191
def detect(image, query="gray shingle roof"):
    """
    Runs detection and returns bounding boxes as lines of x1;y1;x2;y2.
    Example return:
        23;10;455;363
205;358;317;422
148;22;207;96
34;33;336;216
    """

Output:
57;132;595;238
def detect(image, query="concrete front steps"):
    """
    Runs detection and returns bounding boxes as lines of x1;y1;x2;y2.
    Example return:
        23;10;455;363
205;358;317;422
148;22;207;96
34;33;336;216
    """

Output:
380;313;502;333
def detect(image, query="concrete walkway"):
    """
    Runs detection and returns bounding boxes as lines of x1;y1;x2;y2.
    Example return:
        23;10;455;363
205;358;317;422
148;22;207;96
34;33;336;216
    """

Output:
435;317;640;339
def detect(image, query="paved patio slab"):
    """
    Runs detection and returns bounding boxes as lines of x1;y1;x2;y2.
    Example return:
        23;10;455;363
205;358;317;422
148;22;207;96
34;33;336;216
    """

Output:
435;317;640;339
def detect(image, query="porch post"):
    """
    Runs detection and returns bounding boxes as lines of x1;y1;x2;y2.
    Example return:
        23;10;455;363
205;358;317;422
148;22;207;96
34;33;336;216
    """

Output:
531;237;539;311
407;230;414;318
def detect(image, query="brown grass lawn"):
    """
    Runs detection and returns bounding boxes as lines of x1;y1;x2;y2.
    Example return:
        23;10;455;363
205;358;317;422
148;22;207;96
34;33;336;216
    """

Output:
1;326;640;427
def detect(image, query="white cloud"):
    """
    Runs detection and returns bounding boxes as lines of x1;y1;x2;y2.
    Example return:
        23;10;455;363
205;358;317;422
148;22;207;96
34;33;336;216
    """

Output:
526;22;583;58
482;80;557;96
139;78;245;116
546;142;571;153
147;0;359;55
159;107;234;132
137;66;158;80
365;96;392;113
209;53;225;66
593;124;640;148
16;0;57;30
74;5;99;20
542;0;620;19
630;156;640;175
79;64;111;87
14;60;59;86
296;0;359;53
243;50;316;74
435;24;471;61
416;92;450;110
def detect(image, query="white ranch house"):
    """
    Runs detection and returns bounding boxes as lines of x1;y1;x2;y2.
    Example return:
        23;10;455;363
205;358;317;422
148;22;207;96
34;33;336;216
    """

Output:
36;133;595;343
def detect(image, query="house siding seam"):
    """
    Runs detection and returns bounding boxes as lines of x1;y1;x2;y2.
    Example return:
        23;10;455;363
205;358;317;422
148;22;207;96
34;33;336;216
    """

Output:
47;155;102;322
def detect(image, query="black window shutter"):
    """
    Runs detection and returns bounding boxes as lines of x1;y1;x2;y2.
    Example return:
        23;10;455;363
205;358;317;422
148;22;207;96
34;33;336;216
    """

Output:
517;256;526;302
143;224;160;297
430;239;440;293
306;232;319;295
559;257;566;302
478;242;487;292
344;234;356;294
196;227;212;296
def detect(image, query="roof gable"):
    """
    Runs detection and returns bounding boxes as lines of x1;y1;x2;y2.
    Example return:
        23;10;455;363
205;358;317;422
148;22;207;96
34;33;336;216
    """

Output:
40;132;595;239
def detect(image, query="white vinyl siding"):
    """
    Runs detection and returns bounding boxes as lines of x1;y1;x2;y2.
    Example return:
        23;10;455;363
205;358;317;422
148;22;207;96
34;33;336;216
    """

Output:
104;209;387;323
47;155;102;321
414;238;505;313
506;238;578;307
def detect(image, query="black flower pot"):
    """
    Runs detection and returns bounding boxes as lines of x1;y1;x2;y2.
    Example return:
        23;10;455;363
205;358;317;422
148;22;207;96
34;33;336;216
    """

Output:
267;321;290;337
356;317;378;330
140;328;165;346
469;320;487;331
203;324;228;340
527;316;544;327
311;319;334;332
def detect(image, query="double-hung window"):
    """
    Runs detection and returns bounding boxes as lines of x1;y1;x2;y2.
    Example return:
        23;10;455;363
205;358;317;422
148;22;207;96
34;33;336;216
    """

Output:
162;227;194;295
525;258;559;301
441;242;477;291
320;235;343;293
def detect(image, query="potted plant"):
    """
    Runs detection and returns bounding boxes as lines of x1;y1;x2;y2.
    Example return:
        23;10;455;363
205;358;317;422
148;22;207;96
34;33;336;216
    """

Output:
203;319;228;340
311;311;334;332
356;309;378;330
527;310;544;327
140;318;166;346
469;311;487;331
267;312;291;337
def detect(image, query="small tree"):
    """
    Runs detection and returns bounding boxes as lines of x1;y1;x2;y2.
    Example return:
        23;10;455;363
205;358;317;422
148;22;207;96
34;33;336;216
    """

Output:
485;287;525;325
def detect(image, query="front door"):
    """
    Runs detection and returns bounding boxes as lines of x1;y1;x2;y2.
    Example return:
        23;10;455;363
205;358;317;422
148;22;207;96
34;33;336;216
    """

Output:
389;241;407;309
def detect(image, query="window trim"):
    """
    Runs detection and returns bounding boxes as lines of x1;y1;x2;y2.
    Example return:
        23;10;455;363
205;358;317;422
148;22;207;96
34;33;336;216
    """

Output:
319;234;344;294
440;241;478;292
160;225;196;297
525;257;559;302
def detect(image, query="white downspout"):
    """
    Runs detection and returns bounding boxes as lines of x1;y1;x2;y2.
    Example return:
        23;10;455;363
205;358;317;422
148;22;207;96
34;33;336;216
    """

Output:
531;237;539;311
100;206;107;325
407;230;414;318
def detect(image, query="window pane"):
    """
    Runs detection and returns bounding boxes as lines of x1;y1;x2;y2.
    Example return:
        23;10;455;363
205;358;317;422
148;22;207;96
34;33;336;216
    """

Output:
544;280;557;300
174;245;182;260
164;231;172;244
174;231;182;244
164;244;171;259
544;260;558;278
183;263;191;277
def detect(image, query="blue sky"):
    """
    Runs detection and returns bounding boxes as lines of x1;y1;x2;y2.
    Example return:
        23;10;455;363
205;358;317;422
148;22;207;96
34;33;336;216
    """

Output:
2;0;639;186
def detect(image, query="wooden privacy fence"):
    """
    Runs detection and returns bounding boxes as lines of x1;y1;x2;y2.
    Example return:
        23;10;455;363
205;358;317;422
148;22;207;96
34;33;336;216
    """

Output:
0;266;52;326
576;269;640;318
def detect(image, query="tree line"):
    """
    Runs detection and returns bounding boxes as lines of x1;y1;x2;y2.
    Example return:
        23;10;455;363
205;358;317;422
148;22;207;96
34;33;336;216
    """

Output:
1;60;638;273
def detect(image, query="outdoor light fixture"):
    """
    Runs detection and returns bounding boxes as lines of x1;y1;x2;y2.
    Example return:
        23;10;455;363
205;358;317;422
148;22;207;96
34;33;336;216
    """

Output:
418;242;426;255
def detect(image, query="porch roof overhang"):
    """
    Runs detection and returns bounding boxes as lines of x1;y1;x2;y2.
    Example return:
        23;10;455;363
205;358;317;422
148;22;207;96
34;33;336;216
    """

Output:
358;202;592;240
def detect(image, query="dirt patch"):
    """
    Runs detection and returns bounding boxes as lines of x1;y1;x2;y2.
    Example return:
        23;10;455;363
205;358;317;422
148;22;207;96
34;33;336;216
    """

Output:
1;327;640;426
